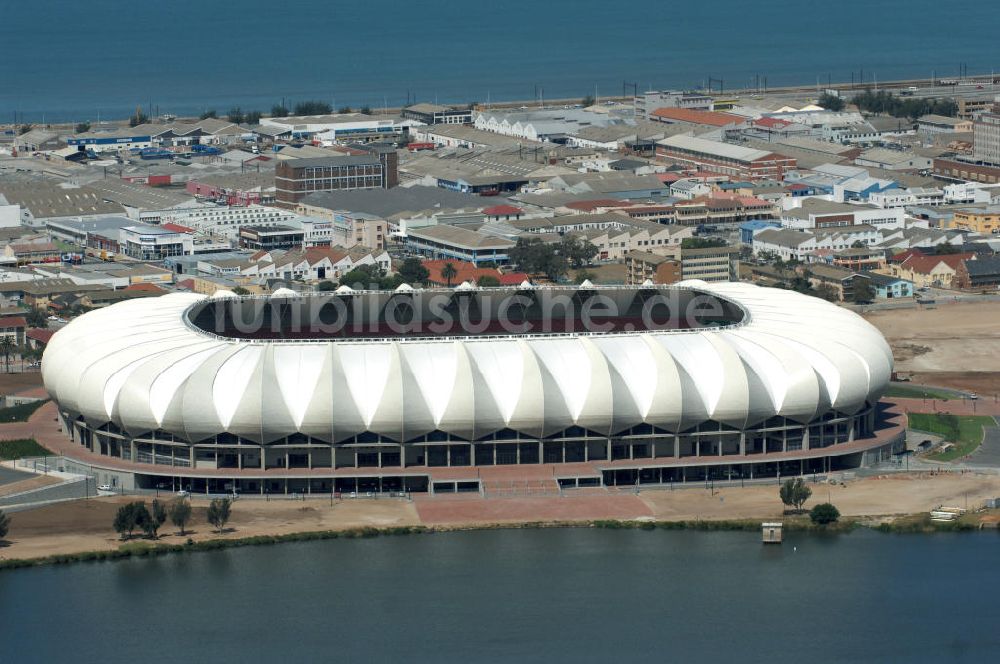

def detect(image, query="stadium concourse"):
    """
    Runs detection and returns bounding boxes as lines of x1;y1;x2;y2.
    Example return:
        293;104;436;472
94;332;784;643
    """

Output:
39;281;905;496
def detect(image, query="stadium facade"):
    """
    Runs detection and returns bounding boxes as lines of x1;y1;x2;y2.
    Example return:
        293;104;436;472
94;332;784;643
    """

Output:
42;282;902;495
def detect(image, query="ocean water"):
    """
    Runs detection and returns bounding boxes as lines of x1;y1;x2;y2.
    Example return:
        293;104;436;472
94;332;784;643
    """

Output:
2;528;1000;663
1;0;999;122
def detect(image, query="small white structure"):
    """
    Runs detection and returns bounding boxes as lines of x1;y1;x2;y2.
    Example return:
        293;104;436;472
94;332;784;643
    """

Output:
762;522;783;544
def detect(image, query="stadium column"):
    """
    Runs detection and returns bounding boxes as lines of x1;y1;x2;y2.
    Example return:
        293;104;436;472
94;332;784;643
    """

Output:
739;432;746;456
673;435;679;458
130;439;136;462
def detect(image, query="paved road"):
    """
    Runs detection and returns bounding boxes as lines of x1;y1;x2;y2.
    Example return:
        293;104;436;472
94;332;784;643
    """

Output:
0;465;33;487
0;476;95;509
966;422;1000;468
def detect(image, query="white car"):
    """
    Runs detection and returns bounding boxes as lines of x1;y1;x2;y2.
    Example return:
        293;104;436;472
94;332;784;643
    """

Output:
176;489;190;497
97;484;112;492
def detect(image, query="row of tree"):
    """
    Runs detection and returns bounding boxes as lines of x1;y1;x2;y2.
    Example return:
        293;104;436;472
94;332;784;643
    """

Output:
850;90;958;120
507;236;598;281
113;497;232;540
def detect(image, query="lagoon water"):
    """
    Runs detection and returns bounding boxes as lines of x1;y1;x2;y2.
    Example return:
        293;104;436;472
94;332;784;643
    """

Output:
1;528;999;663
2;0;1000;121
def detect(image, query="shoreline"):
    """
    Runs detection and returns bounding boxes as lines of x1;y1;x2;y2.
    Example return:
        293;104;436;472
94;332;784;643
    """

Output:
4;71;994;129
1;510;995;572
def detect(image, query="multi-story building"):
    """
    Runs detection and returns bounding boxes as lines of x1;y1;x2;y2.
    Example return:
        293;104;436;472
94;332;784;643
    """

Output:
680;244;739;282
275;151;398;205
917;114;974;134
624;250;681;285
119;226;194;261
150;205;299;241
934;157;1000;184
634;90;713;119
402;103;473;125
973;111;1000;165
957;97;996;120
656;135;796;180
292;203;387;251
954;255;1000;289
405;225;515;266
238;225;306;251
949;206;1000;234
781;199;905;230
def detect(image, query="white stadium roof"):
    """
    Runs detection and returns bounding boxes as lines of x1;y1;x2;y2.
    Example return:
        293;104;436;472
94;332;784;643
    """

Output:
42;282;892;443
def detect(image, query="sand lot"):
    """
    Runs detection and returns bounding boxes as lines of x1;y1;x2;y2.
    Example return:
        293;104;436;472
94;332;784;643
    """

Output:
864;302;1000;391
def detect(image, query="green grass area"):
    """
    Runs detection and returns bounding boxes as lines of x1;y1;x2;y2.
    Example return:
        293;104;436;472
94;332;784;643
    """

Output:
908;413;996;461
0;400;48;424
0;438;52;461
885;385;958;400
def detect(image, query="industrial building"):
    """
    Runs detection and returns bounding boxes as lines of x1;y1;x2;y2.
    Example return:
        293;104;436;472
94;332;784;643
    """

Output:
274;150;398;204
655;135;797;180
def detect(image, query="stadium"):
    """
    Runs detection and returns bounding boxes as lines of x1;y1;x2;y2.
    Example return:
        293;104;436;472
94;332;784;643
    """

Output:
41;281;902;495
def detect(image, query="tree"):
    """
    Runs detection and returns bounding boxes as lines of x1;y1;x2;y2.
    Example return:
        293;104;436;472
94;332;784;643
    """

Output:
817;92;845;112
226;107;245;124
580;95;596;107
231;286;250;296
575;269;596;284
0;335;15;373
128;109;148;127
339;264;387;289
815;283;840;302
244;110;262;125
810;502;840;525
146;499;167;538
316;280;336;292
113;501;149;540
360;106;372;115
75;122;91;134
338;106;354;114
508;237;569;282
853;279;876;304
559;236;598;269
851;89;957;120
18;124;33;135
25;308;47;328
397;257;430;285
169;497;192;536
440;262;458;287
271;103;290;118
199;109;218;120
476;274;500;287
779;478;812;512
293;100;333;116
682;237;729;250
207;497;233;533
0;508;9;541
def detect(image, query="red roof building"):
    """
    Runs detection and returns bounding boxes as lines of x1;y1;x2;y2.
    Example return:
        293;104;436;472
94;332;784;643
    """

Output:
161;222;195;234
0;315;28;345
25;327;54;348
123;283;168;294
482;205;523;220
650;108;744;127
753;117;793;129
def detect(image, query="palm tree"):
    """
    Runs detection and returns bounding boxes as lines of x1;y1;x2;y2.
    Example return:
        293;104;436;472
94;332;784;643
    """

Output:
0;335;14;373
440;262;458;288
